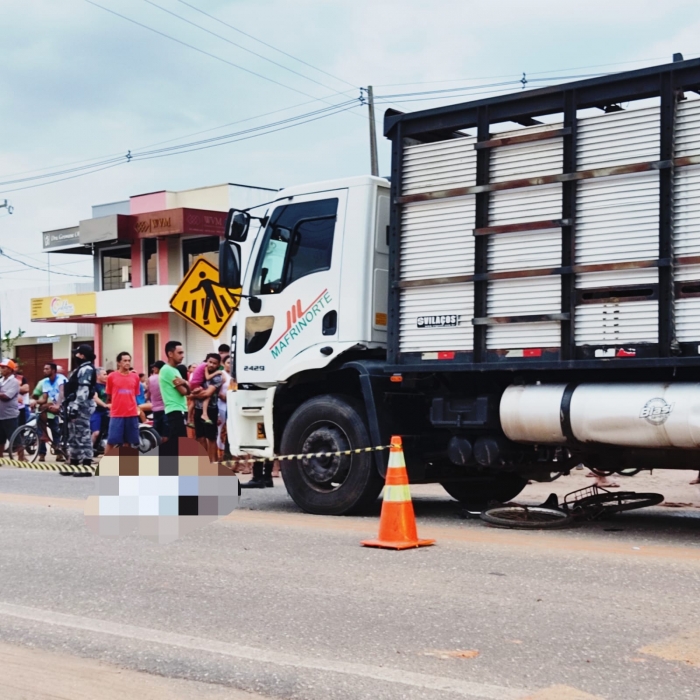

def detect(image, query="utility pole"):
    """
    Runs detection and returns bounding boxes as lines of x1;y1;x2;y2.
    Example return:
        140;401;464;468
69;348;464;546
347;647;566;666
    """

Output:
367;86;379;177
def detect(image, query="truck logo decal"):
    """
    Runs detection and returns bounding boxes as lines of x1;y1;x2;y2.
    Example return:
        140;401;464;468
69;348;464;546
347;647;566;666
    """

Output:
640;398;674;425
594;347;637;358
269;289;332;359
417;315;461;328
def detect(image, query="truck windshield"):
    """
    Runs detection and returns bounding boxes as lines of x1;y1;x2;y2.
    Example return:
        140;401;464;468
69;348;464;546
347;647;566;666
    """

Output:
251;198;338;295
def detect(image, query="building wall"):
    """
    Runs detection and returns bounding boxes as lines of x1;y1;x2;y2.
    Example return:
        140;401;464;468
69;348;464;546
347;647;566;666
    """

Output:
61;183;275;373
101;321;133;371
92;200;130;218
174;185;230;211
130;191;175;215
132;314;170;372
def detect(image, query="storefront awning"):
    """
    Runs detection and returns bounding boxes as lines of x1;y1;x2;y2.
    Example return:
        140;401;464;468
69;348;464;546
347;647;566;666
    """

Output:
78;214;132;245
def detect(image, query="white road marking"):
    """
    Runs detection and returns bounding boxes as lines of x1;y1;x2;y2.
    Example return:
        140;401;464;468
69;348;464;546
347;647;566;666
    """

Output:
0;601;529;699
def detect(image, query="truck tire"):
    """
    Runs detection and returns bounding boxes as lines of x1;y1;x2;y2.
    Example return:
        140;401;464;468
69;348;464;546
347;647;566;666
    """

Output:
441;473;527;507
280;394;384;515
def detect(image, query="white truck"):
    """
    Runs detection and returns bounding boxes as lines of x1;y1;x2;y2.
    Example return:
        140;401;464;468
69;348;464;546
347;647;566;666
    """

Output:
221;58;700;515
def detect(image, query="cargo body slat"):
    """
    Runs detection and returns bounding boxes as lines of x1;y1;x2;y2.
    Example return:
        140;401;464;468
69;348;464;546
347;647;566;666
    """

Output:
387;59;700;370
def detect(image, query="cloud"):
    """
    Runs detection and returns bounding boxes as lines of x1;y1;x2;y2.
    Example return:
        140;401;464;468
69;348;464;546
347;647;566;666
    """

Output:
0;0;698;291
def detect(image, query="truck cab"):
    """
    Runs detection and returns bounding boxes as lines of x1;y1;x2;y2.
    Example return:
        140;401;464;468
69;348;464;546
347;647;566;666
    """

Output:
223;176;391;513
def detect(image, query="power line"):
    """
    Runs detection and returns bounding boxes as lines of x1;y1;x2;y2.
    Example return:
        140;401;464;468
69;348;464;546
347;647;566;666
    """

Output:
375;72;524;88
0;100;359;187
0;156;125;187
528;53;700;76
9;45;683;183
0;161;125;194
0;246;92;268
373;53;700;89
174;0;357;90
133;102;361;161
133;100;359;157
0;265;89;276
0;250;92;278
0;91;356;181
140;0;351;96
378;79;522;99
0;100;361;194
375;73;612;101
375;84;551;106
84;0;350;106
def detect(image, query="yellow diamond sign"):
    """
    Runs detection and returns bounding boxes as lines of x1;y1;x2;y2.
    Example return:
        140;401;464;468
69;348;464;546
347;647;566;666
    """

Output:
169;257;242;338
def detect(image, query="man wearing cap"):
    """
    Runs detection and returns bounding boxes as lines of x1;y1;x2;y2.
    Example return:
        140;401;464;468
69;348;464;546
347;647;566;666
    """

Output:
63;345;97;474
0;359;20;459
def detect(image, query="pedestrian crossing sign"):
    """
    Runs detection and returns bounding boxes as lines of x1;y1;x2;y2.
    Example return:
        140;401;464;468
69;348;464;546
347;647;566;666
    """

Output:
169;257;242;338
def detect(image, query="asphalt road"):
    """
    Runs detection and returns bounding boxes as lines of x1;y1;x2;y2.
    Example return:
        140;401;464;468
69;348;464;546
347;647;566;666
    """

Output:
0;467;699;700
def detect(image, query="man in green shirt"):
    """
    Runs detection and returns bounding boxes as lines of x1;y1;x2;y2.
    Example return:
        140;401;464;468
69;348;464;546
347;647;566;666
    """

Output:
159;340;190;454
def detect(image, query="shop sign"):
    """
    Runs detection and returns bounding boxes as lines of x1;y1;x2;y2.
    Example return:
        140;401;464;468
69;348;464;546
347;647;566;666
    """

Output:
31;293;97;321
42;227;80;250
133;209;227;238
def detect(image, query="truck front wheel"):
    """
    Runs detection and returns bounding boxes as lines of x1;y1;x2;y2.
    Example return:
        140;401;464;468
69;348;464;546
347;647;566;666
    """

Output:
441;473;527;508
280;394;384;515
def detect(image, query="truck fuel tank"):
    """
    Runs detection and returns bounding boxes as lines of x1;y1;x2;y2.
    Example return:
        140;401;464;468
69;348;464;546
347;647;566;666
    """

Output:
500;383;700;449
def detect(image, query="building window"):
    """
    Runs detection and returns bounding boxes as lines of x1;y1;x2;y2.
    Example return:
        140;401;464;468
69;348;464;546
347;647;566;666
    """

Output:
182;236;219;275
145;333;159;368
101;247;132;291
143;239;158;286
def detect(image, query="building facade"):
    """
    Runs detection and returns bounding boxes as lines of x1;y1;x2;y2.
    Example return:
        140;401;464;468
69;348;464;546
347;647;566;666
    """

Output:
0;282;95;387
32;182;276;373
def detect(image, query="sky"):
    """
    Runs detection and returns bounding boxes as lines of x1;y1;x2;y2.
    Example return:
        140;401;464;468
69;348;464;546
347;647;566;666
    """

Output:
1;0;700;292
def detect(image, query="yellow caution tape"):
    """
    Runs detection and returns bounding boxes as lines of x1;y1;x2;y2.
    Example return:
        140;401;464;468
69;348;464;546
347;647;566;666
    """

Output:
1;445;393;475
219;444;392;471
0;458;94;473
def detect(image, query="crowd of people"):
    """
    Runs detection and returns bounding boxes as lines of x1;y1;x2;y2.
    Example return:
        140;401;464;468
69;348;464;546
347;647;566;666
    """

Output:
0;340;274;484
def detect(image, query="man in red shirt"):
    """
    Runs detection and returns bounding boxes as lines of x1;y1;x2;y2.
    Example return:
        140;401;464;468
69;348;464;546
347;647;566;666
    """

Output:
104;352;141;454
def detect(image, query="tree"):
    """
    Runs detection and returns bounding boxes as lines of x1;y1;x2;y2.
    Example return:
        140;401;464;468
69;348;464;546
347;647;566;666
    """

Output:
2;328;26;358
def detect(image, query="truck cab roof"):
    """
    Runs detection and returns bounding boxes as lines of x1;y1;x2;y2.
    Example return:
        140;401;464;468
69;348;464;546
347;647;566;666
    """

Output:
273;175;389;202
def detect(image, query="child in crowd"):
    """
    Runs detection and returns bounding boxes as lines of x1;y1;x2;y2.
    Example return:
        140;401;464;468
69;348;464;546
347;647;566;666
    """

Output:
187;359;223;425
199;362;223;424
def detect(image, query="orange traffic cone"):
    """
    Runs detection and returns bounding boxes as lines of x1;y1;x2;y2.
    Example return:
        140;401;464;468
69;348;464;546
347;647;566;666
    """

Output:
361;436;435;550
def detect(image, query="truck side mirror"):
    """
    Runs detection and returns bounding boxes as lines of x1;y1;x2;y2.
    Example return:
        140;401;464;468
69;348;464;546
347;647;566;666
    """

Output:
224;210;250;242
219;240;241;288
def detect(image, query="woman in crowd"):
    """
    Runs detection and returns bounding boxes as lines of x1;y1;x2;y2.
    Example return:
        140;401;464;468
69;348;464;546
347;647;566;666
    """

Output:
146;361;166;437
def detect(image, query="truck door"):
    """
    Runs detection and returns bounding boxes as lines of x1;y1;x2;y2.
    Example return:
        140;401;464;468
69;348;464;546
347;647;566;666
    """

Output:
236;190;346;386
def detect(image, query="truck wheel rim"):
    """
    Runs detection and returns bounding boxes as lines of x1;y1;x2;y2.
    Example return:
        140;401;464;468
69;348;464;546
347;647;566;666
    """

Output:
299;424;351;491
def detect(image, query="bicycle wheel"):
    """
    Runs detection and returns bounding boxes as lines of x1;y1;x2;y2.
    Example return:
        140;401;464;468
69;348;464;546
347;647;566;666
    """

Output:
9;425;41;462
573;491;663;519
480;505;573;529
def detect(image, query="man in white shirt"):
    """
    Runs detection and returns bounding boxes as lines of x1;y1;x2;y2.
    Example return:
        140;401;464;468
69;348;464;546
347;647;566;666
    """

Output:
0;359;20;458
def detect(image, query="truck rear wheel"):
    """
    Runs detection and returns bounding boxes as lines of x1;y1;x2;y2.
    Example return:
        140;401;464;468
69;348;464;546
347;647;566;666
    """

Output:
441;473;527;508
280;394;384;515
